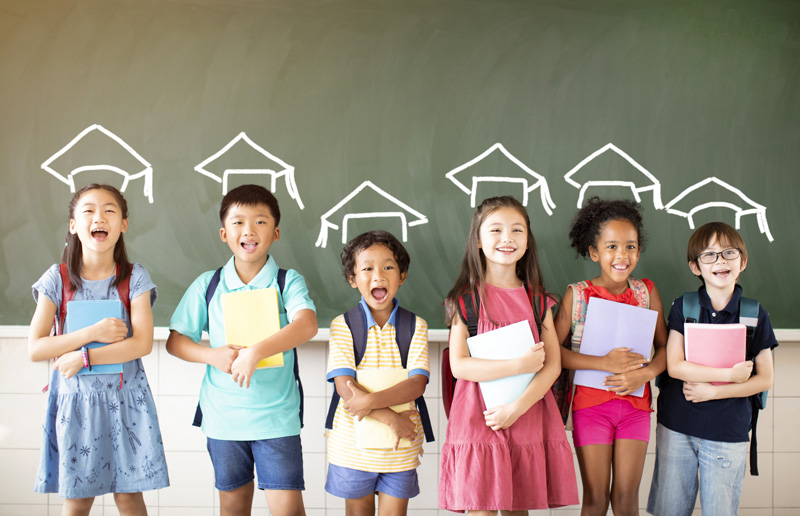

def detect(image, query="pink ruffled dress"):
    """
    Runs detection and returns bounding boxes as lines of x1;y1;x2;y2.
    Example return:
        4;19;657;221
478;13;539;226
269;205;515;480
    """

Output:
439;284;579;511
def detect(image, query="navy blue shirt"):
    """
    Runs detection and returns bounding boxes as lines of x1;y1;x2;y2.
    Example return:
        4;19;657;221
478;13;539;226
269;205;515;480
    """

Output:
656;284;778;442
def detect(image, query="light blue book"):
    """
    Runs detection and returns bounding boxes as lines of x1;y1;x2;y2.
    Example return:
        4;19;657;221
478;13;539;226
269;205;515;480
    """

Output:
66;300;125;375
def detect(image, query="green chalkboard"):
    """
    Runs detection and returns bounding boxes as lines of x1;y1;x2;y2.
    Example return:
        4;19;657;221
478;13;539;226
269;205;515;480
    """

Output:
2;0;798;328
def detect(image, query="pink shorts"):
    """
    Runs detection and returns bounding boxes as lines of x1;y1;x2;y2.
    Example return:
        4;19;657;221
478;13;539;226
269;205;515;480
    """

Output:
572;399;651;447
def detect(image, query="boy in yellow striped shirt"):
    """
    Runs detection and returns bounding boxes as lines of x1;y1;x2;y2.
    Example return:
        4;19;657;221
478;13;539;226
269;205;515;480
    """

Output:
325;230;430;514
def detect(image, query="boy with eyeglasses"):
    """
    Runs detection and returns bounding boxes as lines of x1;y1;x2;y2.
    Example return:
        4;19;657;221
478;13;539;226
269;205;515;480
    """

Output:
647;222;777;516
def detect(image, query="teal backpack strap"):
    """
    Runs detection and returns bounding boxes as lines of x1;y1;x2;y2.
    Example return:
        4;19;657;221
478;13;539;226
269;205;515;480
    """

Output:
739;297;759;329
682;292;700;323
740;296;765;476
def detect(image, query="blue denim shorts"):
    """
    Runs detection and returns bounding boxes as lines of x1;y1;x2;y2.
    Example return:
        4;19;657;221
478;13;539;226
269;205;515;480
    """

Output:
206;435;304;491
325;463;419;499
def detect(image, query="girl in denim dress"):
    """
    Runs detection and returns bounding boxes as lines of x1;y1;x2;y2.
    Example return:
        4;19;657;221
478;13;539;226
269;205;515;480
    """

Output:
28;184;168;515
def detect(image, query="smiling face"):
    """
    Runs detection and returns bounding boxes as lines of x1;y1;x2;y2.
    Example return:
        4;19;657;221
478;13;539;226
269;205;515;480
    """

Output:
348;244;407;327
477;206;529;267
589;219;640;287
689;234;747;292
220;203;279;278
69;188;128;256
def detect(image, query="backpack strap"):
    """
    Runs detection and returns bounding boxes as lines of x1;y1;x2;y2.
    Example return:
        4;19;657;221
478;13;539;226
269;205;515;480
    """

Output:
57;264;75;336
325;304;368;431
740;296;763;476
627;277;650;309
682;292;700;323
459;291;479;338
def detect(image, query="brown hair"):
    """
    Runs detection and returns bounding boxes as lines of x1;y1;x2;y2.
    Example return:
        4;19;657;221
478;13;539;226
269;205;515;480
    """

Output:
341;230;410;282
687;222;748;264
62;184;132;291
445;196;553;327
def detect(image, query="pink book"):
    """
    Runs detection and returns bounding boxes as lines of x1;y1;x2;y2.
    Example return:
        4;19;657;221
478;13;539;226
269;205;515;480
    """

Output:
684;323;746;385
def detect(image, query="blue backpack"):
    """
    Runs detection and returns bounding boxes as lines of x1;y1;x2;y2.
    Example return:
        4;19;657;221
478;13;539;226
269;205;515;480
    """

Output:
323;303;435;443
683;292;766;476
192;268;305;428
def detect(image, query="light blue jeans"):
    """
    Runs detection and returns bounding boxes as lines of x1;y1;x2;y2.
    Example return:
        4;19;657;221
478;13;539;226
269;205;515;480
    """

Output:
647;424;747;516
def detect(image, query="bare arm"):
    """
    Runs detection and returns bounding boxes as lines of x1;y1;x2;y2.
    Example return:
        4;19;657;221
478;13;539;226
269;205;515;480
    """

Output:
666;329;753;384
231;309;319;387
165;329;243;374
448;311;544;383
683;347;773;403
28;293;127;362
340;375;427;421
332;375;420;449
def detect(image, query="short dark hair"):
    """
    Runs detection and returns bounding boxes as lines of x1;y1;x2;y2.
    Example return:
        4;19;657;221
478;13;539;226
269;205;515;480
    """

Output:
341;230;410;281
219;184;281;226
568;196;646;258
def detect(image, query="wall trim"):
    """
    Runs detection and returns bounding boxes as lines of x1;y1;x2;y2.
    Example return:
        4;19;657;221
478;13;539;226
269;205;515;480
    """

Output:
2;325;797;343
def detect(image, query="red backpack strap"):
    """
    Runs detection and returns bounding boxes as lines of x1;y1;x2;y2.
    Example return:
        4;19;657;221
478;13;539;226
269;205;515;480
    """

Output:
57;264;76;336
115;263;132;317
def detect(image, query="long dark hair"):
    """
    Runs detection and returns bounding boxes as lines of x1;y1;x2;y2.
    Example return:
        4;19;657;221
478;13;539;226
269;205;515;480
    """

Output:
61;184;132;291
445;196;553;327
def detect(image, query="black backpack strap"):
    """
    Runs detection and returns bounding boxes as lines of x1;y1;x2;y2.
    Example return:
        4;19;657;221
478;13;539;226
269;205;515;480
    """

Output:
205;267;223;307
394;307;434;443
193;268;224;428
275;268;303;427
325;304;368;430
395;307;416;369
461;292;479;338
277;267;287;293
524;284;546;337
740;296;761;475
345;304;369;366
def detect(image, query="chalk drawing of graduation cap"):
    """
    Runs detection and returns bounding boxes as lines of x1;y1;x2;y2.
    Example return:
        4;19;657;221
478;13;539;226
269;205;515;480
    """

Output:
665;177;774;242
445;143;556;214
564;143;663;210
195;132;304;209
316;180;428;248
41;124;154;203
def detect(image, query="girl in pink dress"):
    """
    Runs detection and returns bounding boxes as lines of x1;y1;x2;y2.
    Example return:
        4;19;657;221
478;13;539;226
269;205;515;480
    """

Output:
439;196;579;513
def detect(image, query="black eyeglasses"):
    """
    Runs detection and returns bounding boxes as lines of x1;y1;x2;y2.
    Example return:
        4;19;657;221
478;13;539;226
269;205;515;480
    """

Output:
696;248;741;264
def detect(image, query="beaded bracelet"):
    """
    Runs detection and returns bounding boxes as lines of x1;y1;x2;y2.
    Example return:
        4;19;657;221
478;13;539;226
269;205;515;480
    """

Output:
81;346;90;369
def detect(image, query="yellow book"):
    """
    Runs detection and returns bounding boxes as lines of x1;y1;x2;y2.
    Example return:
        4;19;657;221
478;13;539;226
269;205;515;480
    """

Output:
221;288;284;369
353;369;413;450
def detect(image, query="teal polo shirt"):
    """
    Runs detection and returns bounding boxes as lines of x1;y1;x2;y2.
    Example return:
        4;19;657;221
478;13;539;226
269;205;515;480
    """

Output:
170;255;316;441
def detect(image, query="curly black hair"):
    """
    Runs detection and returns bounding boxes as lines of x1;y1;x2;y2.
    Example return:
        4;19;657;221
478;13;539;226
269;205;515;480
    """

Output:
568;196;646;258
341;230;410;281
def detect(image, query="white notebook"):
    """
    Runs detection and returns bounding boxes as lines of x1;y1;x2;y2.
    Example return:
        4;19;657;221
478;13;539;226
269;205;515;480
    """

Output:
466;320;537;409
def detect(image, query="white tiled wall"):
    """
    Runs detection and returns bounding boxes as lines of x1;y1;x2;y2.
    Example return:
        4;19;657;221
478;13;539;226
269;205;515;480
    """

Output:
1;331;798;515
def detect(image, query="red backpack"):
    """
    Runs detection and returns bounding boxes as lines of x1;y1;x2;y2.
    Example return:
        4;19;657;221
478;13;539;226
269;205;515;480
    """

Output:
441;287;546;418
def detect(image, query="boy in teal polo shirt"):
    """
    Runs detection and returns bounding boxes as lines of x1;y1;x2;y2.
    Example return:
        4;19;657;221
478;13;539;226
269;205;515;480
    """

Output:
167;184;318;516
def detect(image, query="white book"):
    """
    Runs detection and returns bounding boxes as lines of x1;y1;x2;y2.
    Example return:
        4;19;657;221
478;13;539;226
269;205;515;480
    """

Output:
466;320;537;410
